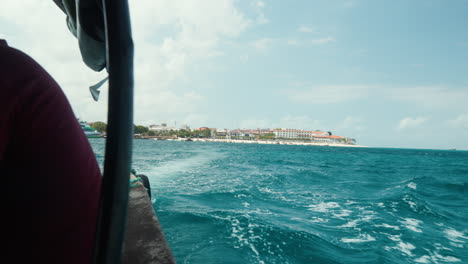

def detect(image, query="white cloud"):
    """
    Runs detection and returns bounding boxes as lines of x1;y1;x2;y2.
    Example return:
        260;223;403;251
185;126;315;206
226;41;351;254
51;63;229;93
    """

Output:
387;86;468;110
278;116;323;130
343;0;359;8
239;118;272;129
251;38;274;51
338;116;364;130
287;85;372;104
310;37;336;44
287;84;468;110
137;91;203;114
251;0;269;24
348;49;368;57
1;0;251;124
286;36;335;46
397;117;429;130
180;114;209;128
298;25;315;33
238;116;323;130
448;114;468;128
1;0;108;120
240;54;249;63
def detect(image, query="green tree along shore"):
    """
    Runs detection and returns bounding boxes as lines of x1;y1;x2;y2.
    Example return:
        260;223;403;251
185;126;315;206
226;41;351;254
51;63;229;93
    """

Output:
90;121;107;133
90;122;213;138
134;125;149;134
147;128;212;138
91;122;152;135
89;123;267;140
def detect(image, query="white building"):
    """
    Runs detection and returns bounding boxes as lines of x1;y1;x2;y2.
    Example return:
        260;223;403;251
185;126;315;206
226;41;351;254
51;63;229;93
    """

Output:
149;123;178;132
216;128;229;136
273;128;329;139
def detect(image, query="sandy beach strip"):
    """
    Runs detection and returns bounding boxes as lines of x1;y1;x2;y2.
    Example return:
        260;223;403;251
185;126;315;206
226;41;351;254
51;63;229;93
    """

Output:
183;138;367;148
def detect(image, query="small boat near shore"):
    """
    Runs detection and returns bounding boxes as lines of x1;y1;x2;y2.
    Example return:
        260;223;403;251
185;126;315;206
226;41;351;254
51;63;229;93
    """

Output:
80;121;102;138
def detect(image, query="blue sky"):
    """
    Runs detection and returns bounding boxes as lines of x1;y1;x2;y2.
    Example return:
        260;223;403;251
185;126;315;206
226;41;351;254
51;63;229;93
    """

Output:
1;0;467;149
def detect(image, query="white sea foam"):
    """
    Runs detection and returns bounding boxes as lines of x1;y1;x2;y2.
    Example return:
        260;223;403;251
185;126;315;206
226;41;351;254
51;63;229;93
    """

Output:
388;234;402;242
407;200;417;210
340;219;359;228
395;241;416;256
407;182;417;190
433;243;453;251
310;217;328;223
306;202;340;213
248;208;273;215
400;218;423;233
339;214;373;228
249;244;260;256
362;210;376;215
450;242;464;248
249;243;265;264
149;150;221;179
260;187;274;194
376;223;400;230
341;234;376;243
433;253;461;262
333;209;353;218
414;243;462;263
229;216;266;264
403;195;418;211
385;234;416;256
414;252;462;263
414;255;431;263
444;228;467;243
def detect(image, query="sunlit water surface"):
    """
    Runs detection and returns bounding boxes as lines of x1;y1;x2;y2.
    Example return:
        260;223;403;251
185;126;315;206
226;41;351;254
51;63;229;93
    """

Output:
90;139;467;264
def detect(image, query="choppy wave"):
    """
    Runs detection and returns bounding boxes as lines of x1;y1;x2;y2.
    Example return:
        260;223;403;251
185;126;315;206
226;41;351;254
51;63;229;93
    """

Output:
89;139;468;263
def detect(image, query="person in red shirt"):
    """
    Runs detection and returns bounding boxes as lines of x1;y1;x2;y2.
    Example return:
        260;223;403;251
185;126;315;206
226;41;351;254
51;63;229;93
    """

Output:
0;39;102;263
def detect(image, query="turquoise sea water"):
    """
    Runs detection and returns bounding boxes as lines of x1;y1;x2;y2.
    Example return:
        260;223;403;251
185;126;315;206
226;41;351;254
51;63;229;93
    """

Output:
89;139;467;264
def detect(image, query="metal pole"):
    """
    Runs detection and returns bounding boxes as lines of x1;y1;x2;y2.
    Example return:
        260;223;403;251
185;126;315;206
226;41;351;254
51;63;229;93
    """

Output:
94;0;134;263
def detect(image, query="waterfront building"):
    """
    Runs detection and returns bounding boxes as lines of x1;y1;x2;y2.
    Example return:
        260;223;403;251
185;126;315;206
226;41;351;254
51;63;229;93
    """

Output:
312;135;344;143
216;128;229;137
228;129;242;137
149;123;178;132
273;128;329;139
259;129;273;134
240;129;259;137
272;128;346;143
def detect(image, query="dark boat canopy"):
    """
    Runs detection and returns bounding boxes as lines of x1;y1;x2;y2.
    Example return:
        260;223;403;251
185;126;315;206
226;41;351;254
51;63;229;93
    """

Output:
53;0;107;72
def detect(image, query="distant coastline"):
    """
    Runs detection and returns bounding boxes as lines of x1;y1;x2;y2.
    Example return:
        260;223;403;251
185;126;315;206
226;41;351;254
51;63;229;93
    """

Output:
86;120;363;146
168;138;368;148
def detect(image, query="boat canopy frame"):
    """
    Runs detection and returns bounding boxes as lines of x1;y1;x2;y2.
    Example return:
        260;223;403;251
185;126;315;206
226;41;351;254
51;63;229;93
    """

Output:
53;0;134;263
